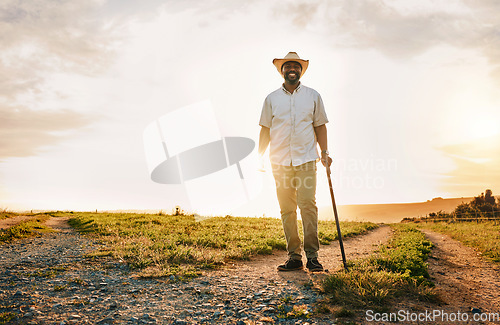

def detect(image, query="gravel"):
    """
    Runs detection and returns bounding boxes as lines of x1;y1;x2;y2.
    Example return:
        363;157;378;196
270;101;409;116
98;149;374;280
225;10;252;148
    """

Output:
0;228;335;324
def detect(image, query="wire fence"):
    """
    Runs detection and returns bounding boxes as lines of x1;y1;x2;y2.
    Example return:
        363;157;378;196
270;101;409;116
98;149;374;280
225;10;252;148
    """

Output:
414;211;500;224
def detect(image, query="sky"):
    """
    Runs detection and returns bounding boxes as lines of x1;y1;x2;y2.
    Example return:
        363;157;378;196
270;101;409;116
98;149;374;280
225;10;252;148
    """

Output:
1;0;500;217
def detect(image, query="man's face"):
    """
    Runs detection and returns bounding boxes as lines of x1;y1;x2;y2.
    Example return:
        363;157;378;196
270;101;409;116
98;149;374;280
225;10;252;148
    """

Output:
282;61;302;84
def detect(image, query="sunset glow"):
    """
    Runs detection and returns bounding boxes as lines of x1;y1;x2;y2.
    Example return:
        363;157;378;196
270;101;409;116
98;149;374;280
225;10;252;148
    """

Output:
1;0;500;218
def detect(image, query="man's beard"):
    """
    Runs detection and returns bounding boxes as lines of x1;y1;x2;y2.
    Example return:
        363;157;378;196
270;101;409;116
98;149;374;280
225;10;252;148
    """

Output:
284;71;300;84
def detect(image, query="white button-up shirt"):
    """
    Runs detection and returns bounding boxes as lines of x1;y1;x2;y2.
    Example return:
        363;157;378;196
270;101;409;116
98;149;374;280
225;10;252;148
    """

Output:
259;83;329;166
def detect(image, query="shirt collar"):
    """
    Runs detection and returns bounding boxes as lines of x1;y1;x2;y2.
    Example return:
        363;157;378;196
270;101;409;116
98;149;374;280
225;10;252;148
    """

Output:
281;82;302;95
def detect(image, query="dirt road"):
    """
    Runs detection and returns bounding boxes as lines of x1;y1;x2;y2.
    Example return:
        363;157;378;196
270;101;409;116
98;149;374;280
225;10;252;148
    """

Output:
0;218;391;324
2;217;499;324
422;229;500;324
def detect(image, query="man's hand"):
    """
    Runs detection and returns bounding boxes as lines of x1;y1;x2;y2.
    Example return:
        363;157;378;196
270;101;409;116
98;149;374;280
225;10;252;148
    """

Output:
321;153;332;168
258;127;270;172
258;154;266;172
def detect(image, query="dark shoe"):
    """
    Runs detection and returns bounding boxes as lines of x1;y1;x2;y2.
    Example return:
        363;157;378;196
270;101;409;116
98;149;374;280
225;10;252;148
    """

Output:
277;258;303;271
306;258;324;272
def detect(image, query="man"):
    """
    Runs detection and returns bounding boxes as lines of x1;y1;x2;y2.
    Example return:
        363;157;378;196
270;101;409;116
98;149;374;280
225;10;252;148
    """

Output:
258;52;331;272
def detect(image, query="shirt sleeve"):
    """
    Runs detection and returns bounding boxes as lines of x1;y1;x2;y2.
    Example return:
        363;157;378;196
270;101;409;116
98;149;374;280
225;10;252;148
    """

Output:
313;92;328;127
259;96;272;128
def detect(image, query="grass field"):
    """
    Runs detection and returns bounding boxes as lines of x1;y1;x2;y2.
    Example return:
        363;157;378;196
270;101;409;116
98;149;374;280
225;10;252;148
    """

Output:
320;224;437;315
63;211;378;278
418;221;500;262
0;209;19;221
0;213;53;243
1;211;446;321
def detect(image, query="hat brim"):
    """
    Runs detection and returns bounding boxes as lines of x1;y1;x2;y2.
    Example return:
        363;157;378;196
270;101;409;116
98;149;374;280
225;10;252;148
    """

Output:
273;58;309;77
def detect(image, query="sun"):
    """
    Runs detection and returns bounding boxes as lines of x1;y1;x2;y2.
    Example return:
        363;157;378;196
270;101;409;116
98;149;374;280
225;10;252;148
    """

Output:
442;102;500;144
463;114;500;140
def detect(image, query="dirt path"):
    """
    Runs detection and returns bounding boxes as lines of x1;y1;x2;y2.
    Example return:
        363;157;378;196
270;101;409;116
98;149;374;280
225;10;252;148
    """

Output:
213;225;393;285
421;229;500;324
44;216;73;232
0;215;35;229
0;219;391;325
5;217;500;324
345;228;500;325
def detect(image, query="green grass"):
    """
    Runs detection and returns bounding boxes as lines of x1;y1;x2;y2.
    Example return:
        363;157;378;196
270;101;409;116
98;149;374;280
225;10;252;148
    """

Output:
0;214;53;243
0;312;17;324
53;284;68;292
0;209;19;220
418;221;500;262
321;224;437;313
318;220;379;244
67;212;377;278
372;224;433;280
25;265;68;278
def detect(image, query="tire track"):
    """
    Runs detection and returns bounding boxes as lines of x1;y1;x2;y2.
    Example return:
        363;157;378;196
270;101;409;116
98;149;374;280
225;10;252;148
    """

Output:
422;229;500;324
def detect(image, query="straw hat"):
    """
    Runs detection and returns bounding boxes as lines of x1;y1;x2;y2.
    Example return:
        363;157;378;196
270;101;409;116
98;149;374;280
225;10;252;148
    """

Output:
273;52;309;77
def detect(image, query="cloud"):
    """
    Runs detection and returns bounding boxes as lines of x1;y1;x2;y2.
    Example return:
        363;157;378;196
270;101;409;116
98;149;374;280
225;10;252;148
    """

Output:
439;134;500;195
0;0;118;158
273;2;321;28
0;0;116;73
0;105;92;159
333;1;466;57
274;0;500;82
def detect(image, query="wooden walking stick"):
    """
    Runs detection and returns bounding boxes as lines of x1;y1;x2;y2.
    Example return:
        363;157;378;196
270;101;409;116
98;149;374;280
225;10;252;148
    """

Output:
326;162;348;271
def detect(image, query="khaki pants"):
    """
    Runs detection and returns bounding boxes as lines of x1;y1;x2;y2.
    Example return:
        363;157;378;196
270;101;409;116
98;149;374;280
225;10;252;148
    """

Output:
272;161;319;260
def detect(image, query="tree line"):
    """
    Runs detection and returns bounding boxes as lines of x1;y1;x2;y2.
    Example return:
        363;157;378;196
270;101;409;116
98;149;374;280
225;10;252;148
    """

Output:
405;189;500;222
